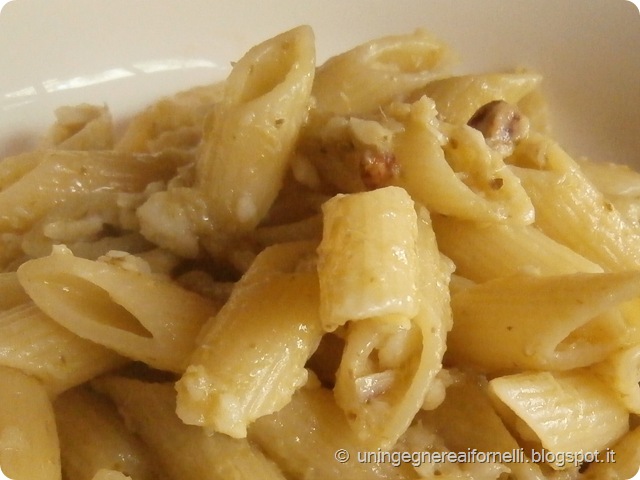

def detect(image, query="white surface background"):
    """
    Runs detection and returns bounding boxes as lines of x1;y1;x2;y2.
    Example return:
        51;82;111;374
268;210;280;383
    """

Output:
0;0;638;166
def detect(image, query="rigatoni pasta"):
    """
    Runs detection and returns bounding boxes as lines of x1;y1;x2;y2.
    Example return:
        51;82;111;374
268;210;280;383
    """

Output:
0;24;639;480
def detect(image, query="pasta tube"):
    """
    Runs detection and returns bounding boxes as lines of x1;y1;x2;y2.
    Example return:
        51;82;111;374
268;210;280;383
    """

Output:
248;385;417;479
333;207;452;449
415;72;542;124
176;241;323;437
0;149;188;232
416;371;546;480
591;345;640;414
196;25;316;235
96;376;287;480
54;387;164;480
317;186;419;331
312;29;452;117
447;271;639;372
510;135;640;270
0;366;61;480
0;303;127;397
489;370;628;470
17;246;217;372
391;97;534;224
432;214;603;282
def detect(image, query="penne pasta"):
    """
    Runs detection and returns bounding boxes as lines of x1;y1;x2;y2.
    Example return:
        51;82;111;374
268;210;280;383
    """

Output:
176;241;323;437
0;25;639;480
447;271;639;372
509;134;640;271
312;29;453;117
431;214;603;281
590;344;640;414
0;366;61;480
196;25;316;236
489;370;629;470
0;302;127;397
248;384;417;479
17;246;217;372
96;376;287;480
414;71;543;125
0;149;189;232
414;370;546;479
390;97;535;224
54;387;165;480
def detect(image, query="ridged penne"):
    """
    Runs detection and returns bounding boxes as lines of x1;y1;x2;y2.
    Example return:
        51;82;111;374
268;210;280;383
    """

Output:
432;214;603;281
96;376;287;480
447;271;640;372
489;370;629;470
196;25;316;235
0;366;61;480
415;72;543;125
176;241;323;437
248;385;417;479
391;97;534;224
17;246;217;372
312;29;453;117
416;371;546;480
317;186;419;331
509;135;640;270
0;303;127;397
0;149;189;232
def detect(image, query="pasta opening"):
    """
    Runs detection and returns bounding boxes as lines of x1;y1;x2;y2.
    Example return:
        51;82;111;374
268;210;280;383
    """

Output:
552;311;623;367
45;273;153;338
235;37;299;105
441;128;505;201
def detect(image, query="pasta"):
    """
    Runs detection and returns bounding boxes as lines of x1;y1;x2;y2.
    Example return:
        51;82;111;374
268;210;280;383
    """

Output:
176;241;323;438
53;387;165;480
0;24;638;480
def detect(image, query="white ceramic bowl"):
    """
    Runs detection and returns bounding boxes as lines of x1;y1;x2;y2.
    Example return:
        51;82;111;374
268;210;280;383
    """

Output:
0;0;638;166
